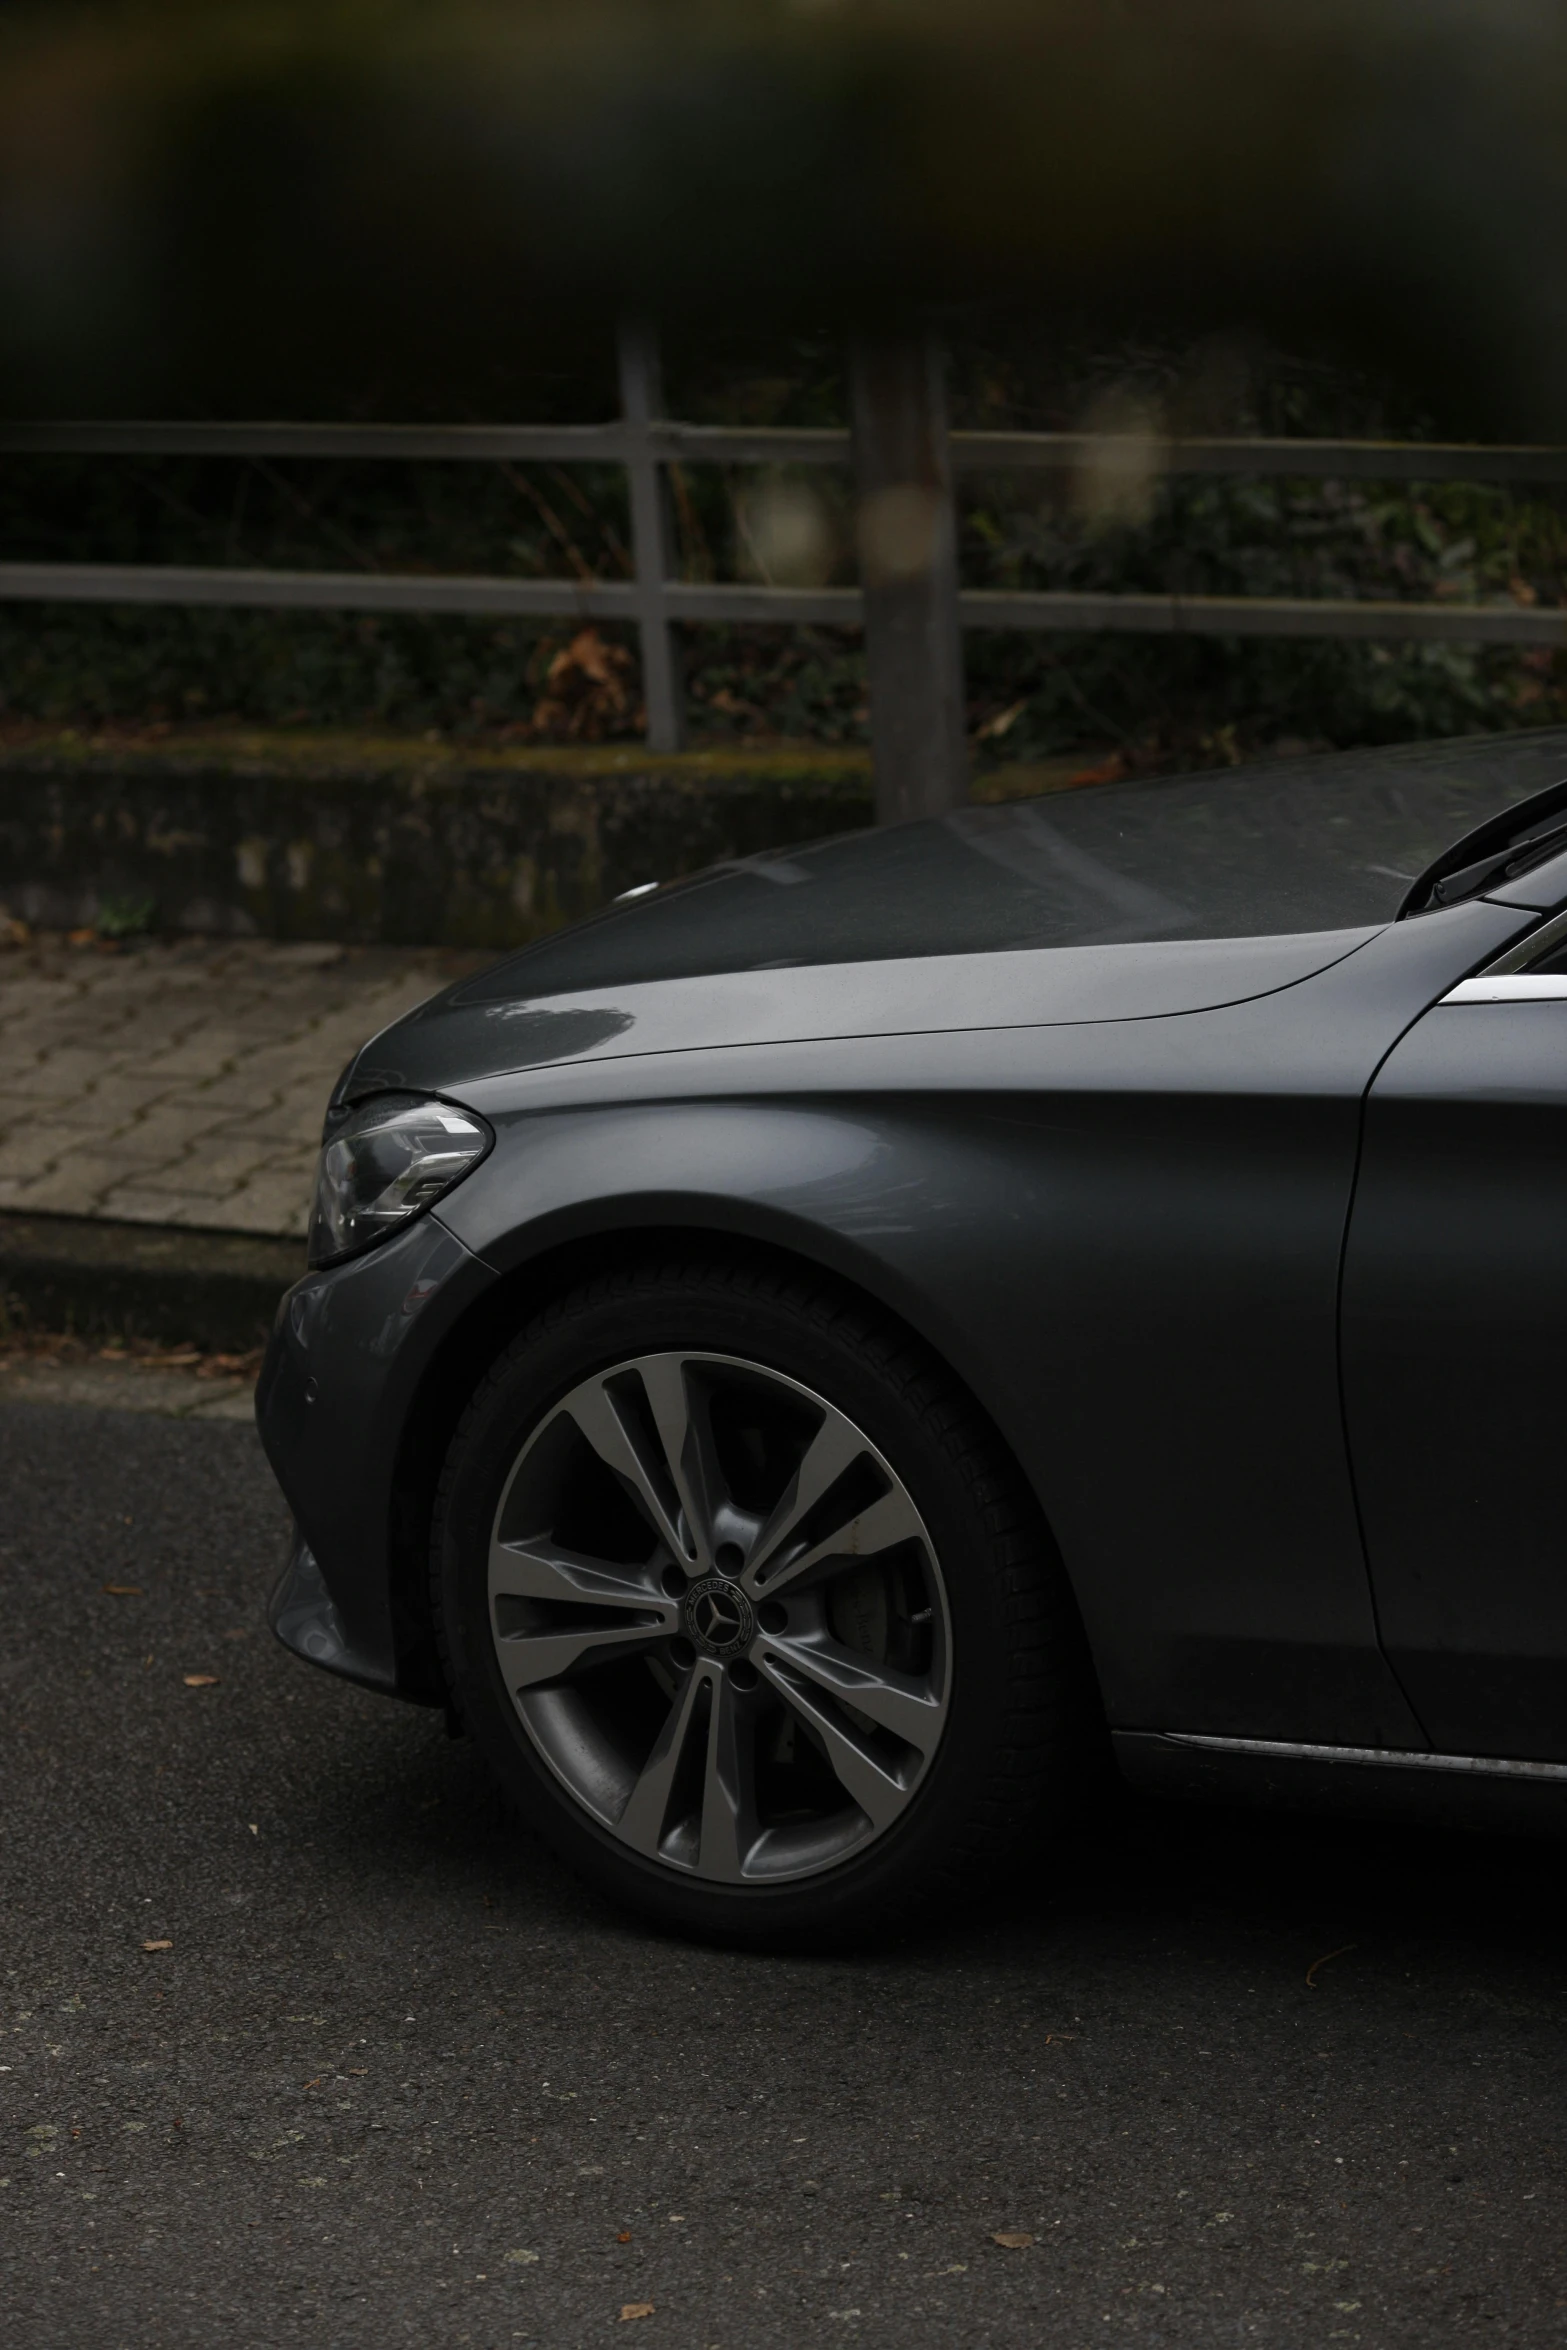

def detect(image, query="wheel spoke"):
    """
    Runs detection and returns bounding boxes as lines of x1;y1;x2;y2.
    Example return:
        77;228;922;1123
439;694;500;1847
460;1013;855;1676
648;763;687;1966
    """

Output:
756;1630;944;1760
489;1535;668;1613
636;1355;730;1571
742;1413;866;1593
494;1616;668;1689
757;1651;910;1831
696;1667;757;1881
748;1483;927;1600
618;1662;710;1858
489;1536;676;1691
560;1375;692;1563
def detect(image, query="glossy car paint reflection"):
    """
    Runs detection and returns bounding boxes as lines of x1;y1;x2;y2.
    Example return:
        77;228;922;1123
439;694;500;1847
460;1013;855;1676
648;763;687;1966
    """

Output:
259;727;1567;1837
424;901;1523;1749
1345;997;1567;1759
259;1215;488;1693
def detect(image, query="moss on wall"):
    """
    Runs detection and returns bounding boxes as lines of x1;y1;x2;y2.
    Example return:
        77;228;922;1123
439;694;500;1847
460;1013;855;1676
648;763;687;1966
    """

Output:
0;729;875;947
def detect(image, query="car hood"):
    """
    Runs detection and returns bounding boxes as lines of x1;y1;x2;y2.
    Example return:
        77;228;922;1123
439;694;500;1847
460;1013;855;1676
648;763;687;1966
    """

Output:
342;726;1567;1097
346;926;1384;1097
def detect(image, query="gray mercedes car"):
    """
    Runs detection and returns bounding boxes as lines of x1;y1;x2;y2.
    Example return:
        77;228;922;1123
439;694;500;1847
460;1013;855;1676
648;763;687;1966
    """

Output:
259;727;1567;1944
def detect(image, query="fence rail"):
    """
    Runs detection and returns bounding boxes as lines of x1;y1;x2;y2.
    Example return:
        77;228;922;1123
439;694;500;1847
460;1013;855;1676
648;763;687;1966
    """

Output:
3;323;1565;813
7;418;1567;483
1;562;1560;651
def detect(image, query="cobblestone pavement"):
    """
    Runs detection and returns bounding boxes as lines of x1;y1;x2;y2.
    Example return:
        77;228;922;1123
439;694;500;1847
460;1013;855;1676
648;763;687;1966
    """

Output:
0;938;485;1238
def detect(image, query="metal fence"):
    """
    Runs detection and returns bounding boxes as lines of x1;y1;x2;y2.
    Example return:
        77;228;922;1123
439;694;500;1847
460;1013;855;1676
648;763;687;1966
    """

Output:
4;323;1567;817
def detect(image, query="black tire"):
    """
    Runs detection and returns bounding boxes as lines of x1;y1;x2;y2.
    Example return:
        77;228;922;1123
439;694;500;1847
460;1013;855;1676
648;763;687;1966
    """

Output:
431;1255;1097;1948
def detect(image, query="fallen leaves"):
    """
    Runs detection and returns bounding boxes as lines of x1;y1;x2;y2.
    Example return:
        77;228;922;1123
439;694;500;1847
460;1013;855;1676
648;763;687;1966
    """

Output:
991;2231;1035;2250
0;1330;262;1380
141;1939;173;1953
1066;750;1129;789
503;2249;539;2266
617;2230;632;2243
102;1584;142;1597
182;1674;219;1688
619;2306;655;2323
531;628;636;740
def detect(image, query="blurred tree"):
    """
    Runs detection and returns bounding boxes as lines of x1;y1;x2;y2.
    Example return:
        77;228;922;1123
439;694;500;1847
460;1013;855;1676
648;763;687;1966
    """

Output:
1;2;1567;431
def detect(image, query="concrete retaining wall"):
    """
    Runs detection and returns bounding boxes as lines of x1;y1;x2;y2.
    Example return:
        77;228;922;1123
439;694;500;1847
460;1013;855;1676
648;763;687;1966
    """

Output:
0;730;877;948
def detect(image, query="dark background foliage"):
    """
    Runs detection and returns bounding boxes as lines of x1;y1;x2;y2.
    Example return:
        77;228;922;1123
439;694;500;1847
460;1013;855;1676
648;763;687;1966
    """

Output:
3;320;1564;770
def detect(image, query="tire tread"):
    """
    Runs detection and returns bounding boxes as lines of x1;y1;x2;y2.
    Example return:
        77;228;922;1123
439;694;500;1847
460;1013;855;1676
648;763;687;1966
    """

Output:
429;1252;1091;1945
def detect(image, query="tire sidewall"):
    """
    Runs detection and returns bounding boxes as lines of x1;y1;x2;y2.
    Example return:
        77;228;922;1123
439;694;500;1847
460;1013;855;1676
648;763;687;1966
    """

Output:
435;1272;1041;1944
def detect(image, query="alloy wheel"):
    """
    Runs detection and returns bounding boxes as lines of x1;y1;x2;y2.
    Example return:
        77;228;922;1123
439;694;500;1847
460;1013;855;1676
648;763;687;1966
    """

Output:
486;1350;953;1883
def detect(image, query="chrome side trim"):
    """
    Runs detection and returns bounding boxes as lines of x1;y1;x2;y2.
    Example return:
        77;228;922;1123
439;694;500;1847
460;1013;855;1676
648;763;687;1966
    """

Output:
1165;1732;1567;1782
1440;901;1567;1001
1479;901;1567;971
1440;973;1567;1003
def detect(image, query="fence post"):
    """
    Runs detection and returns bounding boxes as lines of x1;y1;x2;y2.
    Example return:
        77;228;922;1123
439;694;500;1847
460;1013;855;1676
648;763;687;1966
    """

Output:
848;330;968;822
617;320;686;752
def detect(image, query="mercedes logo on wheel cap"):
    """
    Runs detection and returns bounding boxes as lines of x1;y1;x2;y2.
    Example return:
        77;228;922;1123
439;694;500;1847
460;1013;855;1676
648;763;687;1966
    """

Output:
682;1575;756;1661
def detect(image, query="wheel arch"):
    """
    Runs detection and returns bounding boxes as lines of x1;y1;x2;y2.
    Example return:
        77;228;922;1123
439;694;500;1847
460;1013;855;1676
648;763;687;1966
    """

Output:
385;1209;1079;1708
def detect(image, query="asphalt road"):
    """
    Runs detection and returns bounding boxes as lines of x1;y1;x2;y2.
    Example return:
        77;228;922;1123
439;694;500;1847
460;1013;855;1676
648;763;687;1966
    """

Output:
3;1401;1565;2348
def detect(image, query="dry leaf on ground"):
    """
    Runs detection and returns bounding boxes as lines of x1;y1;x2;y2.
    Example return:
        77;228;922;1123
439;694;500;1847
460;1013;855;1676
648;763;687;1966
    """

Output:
103;1583;142;1596
1067;751;1129;788
182;1673;219;1687
619;2306;655;2322
992;2230;1035;2250
0;1331;257;1378
141;1938;173;1952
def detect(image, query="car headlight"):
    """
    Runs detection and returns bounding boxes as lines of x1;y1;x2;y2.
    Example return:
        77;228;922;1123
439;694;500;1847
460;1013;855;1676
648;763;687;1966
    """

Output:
308;1093;492;1268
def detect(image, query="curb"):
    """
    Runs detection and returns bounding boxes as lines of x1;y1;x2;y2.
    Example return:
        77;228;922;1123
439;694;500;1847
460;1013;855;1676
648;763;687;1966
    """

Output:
0;1212;303;1350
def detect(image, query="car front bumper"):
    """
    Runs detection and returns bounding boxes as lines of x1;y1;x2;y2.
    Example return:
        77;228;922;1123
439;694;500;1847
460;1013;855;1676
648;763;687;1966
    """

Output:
256;1210;496;1701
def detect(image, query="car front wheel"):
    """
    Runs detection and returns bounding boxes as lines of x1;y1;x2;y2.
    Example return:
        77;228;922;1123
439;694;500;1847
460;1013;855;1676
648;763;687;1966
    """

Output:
431;1259;1093;1946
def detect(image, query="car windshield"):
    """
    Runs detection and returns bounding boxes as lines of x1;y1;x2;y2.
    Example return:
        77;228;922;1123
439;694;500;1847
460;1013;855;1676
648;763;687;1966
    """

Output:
459;727;1567;997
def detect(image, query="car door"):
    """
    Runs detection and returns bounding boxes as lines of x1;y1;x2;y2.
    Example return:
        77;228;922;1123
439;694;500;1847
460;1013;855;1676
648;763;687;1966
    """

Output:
1342;904;1567;1759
